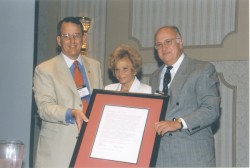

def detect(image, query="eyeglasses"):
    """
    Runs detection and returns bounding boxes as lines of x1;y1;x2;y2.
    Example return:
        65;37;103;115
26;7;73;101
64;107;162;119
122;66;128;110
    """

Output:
154;38;180;50
60;33;82;41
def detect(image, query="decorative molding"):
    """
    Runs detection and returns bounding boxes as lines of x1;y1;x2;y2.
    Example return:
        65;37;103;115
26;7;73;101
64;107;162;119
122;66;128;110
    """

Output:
130;0;237;49
212;60;248;167
215;73;237;167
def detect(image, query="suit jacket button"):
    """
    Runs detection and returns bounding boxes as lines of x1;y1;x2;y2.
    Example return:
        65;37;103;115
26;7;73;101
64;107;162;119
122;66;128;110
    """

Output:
169;133;172;136
176;102;179;106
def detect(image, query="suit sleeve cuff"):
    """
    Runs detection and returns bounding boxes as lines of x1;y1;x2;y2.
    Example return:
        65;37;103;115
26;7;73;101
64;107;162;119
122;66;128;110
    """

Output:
180;118;188;129
65;109;75;124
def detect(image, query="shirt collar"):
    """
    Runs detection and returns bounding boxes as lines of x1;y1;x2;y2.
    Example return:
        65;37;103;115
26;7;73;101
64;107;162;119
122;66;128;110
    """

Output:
164;53;185;71
61;52;82;68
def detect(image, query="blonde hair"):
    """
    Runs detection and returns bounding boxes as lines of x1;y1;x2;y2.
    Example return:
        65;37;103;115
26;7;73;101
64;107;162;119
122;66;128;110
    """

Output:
109;44;142;74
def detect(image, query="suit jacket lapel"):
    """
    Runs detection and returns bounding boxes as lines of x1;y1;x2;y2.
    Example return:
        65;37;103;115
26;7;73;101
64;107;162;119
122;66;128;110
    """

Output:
169;57;190;95
56;55;78;94
81;56;94;91
151;65;164;93
167;56;190;114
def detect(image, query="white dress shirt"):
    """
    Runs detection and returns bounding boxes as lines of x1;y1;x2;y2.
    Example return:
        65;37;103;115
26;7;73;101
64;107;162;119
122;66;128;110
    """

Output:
104;77;152;94
159;53;184;91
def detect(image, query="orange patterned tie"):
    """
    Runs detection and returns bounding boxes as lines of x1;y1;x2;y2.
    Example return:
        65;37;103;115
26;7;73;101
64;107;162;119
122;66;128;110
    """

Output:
74;61;88;113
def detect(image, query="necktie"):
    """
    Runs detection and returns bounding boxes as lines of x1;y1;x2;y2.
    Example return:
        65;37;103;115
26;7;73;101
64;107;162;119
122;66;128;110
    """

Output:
74;61;88;113
162;66;173;95
74;61;83;88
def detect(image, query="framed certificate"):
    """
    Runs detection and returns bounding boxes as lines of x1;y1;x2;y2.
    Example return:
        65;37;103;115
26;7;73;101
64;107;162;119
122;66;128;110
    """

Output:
70;89;169;167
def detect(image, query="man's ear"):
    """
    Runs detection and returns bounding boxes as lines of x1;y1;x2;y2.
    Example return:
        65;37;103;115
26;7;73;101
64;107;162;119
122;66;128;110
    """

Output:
56;36;61;47
178;38;183;49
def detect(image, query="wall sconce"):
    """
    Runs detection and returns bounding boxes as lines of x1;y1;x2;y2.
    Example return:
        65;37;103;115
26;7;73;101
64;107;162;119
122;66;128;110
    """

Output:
77;17;92;56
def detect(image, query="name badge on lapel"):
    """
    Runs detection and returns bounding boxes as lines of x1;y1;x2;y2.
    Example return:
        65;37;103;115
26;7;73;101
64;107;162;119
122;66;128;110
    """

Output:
77;85;90;98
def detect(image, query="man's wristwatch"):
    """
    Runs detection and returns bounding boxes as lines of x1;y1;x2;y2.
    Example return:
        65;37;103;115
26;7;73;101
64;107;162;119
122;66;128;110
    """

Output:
173;118;183;131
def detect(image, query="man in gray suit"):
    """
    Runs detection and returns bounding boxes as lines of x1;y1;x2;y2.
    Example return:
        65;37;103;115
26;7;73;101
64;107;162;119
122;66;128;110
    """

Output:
150;26;220;167
33;17;103;167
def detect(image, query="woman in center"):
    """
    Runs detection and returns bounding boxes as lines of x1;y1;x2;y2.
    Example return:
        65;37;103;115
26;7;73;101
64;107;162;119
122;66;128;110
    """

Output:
105;44;152;94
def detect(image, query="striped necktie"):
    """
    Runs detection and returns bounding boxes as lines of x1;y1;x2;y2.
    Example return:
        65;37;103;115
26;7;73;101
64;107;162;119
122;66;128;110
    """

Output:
162;66;173;95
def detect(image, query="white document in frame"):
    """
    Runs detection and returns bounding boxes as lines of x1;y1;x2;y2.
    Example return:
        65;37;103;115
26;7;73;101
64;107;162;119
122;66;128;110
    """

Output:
90;105;149;164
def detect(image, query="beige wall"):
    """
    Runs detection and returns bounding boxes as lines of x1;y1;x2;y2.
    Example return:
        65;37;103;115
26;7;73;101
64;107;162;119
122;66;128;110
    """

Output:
104;0;249;84
37;0;248;83
34;0;248;166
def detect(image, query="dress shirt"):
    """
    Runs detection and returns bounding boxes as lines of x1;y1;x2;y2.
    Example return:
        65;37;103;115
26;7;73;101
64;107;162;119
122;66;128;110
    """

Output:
62;53;91;124
159;53;184;91
104;77;152;94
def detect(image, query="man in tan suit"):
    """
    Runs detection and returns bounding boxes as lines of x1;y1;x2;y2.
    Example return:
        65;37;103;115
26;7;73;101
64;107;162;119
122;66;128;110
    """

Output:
33;17;103;168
